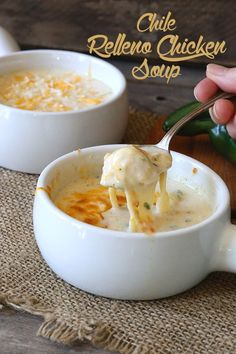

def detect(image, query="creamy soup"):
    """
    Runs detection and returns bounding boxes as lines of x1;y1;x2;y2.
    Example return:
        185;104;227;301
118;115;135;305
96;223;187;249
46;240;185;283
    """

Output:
53;175;213;233
0;69;111;112
52;146;213;233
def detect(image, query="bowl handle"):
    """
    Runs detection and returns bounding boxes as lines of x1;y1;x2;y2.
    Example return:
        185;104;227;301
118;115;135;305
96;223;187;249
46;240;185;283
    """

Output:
0;27;20;57
211;222;236;273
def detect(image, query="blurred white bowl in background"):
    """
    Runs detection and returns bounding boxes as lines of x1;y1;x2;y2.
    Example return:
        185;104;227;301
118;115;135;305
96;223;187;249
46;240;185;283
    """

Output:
0;50;128;173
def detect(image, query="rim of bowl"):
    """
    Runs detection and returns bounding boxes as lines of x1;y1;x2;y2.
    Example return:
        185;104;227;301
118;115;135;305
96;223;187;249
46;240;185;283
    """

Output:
34;145;231;239
0;49;127;115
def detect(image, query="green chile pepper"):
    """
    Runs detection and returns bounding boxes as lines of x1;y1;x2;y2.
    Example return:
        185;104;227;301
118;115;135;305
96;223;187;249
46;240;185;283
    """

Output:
163;101;216;136
210;125;236;164
163;101;236;164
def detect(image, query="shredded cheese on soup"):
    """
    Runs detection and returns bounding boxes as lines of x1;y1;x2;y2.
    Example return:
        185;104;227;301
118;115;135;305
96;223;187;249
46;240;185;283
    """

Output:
0;70;111;112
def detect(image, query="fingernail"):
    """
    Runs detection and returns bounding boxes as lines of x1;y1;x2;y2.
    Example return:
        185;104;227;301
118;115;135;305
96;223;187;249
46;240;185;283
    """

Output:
226;115;236;139
209;106;219;123
193;87;199;101
207;64;227;76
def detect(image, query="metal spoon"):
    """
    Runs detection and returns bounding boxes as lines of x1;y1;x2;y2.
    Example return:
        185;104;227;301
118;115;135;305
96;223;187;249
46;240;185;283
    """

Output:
156;91;235;151
102;92;236;189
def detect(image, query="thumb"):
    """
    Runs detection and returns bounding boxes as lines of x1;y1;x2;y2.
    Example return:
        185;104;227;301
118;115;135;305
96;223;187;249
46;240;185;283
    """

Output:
206;64;236;93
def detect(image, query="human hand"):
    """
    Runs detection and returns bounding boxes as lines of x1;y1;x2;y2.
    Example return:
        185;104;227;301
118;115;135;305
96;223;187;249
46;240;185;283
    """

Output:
194;64;236;139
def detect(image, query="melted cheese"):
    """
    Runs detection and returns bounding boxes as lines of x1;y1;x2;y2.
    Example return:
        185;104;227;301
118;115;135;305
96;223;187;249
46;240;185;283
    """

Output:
100;145;172;233
54;178;126;228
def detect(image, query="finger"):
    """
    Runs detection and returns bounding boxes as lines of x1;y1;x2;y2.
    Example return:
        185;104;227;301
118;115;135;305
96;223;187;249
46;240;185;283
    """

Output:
209;99;235;124
194;78;218;102
227;115;236;139
206;64;236;93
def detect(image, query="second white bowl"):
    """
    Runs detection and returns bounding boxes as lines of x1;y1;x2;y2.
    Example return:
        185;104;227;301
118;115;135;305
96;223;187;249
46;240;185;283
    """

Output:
0;50;128;173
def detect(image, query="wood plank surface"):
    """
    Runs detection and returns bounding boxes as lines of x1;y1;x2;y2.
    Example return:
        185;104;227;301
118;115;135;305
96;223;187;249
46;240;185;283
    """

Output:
0;0;235;65
0;307;113;354
114;59;205;112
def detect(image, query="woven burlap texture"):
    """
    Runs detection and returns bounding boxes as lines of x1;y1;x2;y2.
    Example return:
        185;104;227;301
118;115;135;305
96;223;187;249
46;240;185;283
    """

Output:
1;108;236;354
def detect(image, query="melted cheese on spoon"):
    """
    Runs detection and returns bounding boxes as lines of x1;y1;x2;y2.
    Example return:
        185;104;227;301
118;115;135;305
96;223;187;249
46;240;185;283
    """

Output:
100;145;172;233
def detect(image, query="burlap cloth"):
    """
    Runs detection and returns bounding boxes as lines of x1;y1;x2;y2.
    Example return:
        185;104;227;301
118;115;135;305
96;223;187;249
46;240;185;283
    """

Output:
1;108;236;354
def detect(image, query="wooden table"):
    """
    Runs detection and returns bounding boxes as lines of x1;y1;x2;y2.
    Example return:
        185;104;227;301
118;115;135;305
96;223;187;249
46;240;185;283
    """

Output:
0;59;206;353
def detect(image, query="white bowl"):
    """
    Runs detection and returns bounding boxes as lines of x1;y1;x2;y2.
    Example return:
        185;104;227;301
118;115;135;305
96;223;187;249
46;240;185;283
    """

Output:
0;50;128;173
33;145;236;300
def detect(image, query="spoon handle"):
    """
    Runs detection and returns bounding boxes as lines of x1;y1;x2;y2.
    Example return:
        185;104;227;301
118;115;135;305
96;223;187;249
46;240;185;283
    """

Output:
157;91;236;151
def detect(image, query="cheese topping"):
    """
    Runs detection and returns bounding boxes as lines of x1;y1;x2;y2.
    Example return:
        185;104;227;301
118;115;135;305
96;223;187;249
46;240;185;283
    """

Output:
0;69;111;112
54;181;126;228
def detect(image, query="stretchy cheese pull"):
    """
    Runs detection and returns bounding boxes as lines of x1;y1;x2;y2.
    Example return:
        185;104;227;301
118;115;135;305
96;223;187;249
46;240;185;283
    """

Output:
100;145;172;233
